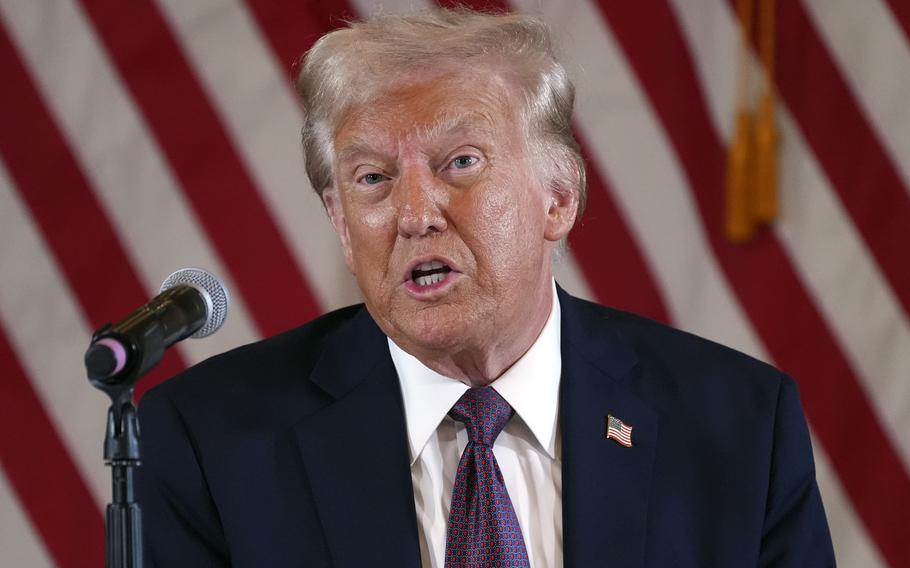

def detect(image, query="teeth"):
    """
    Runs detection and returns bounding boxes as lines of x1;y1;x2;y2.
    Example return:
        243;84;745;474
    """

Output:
415;260;444;272
415;272;446;287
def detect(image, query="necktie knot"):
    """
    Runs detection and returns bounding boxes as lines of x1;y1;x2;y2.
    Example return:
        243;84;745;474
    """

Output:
448;386;514;447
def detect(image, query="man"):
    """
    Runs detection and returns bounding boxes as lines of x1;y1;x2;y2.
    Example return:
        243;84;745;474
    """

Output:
137;8;834;567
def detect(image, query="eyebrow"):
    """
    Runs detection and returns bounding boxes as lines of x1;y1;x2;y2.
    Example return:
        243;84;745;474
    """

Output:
416;111;495;144
334;111;496;166
335;139;384;166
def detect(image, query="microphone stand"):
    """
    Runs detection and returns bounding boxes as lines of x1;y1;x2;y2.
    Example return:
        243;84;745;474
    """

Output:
84;271;228;567
87;325;144;568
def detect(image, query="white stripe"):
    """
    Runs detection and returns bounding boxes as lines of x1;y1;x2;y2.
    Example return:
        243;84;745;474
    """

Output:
811;434;886;568
664;0;738;140
0;160;108;508
0;0;261;365
670;0;910;472
154;0;363;311
804;0;910;194
522;0;767;360
0;468;53;568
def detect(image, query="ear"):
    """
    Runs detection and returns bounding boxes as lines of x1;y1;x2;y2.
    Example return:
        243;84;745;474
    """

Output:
543;183;579;242
321;186;356;274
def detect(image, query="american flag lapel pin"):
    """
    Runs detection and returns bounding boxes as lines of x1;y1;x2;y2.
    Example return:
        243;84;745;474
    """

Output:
605;414;633;447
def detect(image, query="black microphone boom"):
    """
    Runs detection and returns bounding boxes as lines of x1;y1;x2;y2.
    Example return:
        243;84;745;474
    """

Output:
85;268;229;384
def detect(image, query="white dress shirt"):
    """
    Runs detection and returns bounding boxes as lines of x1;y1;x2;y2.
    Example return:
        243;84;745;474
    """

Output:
389;285;563;568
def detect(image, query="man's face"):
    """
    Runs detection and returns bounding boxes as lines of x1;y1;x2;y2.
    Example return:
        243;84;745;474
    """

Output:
323;68;576;361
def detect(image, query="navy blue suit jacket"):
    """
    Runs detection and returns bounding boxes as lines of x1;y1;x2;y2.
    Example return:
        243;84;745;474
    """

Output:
136;288;834;566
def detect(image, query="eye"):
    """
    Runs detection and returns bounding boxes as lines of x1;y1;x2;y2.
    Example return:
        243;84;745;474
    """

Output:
449;155;479;170
357;172;387;185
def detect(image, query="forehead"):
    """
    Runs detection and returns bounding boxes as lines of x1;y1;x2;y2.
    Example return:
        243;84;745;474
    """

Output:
333;70;522;153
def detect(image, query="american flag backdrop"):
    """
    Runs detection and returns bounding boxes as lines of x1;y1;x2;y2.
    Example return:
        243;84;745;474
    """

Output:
0;0;907;565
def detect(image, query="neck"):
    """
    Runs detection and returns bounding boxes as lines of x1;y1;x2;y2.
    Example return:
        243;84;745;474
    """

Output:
418;283;555;387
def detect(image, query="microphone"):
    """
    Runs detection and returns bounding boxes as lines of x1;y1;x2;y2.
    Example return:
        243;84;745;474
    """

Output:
85;268;230;384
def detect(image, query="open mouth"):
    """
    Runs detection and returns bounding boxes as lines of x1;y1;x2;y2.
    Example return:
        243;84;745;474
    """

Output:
410;260;453;287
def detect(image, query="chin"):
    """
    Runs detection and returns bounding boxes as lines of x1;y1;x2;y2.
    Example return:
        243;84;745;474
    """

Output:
391;309;474;354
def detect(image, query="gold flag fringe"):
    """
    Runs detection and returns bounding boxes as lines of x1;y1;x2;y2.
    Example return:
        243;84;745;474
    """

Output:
726;0;778;243
753;0;778;224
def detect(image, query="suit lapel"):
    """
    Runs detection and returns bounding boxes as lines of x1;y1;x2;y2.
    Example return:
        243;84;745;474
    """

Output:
558;290;658;568
292;308;421;568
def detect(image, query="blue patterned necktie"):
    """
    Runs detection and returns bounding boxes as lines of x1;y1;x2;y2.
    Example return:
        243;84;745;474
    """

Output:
444;387;531;568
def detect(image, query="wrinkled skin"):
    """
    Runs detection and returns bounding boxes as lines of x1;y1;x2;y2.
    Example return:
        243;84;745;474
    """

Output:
322;68;578;385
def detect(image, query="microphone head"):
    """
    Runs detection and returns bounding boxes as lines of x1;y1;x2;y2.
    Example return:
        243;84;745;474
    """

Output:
160;268;230;338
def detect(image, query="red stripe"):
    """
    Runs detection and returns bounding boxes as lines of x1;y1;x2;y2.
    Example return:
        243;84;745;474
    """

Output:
0;22;186;396
882;0;910;48
77;0;323;336
769;0;910;322
0;327;105;567
242;0;357;71
594;2;910;566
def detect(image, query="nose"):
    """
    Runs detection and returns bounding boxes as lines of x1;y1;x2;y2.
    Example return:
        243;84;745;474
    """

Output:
395;167;447;238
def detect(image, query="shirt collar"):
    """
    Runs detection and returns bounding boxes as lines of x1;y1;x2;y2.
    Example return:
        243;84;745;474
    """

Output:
390;281;562;465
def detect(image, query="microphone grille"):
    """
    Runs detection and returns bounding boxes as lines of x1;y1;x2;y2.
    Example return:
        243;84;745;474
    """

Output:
160;268;230;338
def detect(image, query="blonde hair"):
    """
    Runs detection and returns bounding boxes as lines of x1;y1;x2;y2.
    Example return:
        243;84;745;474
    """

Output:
296;8;586;216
